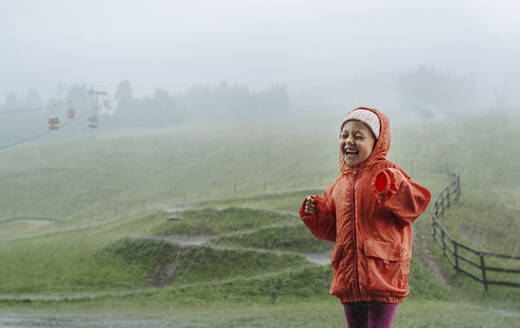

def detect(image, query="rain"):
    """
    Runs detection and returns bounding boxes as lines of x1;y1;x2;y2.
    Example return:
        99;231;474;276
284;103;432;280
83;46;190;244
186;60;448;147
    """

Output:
0;1;519;327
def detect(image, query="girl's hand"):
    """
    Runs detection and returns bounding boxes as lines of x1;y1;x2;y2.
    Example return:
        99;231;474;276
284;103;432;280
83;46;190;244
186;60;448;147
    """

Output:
304;196;317;215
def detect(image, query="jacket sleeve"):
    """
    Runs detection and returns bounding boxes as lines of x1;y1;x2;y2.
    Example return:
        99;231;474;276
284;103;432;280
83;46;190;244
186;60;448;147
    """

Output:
299;182;337;242
373;167;431;225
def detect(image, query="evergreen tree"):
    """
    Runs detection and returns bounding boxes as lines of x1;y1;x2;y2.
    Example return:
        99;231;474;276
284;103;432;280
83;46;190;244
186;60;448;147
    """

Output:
3;92;17;110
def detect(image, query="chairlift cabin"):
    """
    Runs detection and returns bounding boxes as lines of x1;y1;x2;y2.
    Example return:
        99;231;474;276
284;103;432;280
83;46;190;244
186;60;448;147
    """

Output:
66;107;76;119
48;116;60;130
88;115;98;128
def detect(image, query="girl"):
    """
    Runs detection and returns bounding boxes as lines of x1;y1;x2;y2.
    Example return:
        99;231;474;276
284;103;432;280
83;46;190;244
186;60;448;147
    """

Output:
300;107;431;328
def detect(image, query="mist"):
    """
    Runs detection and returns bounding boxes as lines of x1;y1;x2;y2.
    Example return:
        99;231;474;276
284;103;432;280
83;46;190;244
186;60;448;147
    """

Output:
1;0;519;112
1;2;520;326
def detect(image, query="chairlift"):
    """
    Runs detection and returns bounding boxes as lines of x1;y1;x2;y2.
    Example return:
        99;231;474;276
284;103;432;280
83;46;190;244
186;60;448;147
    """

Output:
88;115;98;128
48;116;60;130
66;107;76;119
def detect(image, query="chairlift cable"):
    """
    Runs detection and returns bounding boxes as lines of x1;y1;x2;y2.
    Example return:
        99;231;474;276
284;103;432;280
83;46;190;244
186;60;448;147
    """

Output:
0;86;111;149
0;105;49;115
0;101;67;115
0;112;88;151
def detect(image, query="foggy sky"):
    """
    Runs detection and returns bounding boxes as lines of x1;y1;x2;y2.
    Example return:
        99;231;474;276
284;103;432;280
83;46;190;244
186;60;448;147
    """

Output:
1;0;519;105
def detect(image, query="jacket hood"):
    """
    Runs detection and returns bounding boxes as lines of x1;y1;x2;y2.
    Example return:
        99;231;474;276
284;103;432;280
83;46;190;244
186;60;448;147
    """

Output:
340;107;390;173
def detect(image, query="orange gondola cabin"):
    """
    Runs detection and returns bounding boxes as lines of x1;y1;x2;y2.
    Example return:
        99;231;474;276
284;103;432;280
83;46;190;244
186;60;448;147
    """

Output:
66;107;76;119
48;116;60;130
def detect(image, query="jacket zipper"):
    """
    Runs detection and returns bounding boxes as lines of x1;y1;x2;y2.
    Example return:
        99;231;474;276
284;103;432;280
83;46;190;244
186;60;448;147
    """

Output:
351;167;362;299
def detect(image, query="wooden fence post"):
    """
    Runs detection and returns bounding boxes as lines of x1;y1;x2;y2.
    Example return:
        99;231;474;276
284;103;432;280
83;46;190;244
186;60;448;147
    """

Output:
441;194;445;216
480;254;488;292
447;187;451;208
441;229;446;257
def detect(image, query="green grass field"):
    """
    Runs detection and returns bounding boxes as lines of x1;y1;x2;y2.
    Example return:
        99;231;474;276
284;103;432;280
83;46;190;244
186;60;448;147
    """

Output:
0;110;519;327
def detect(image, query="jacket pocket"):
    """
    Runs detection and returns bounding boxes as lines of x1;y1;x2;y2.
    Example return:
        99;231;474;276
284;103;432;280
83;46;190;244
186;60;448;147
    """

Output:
363;240;410;296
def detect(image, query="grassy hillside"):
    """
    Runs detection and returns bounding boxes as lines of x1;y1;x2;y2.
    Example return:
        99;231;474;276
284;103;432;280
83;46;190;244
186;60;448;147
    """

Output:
0;111;519;327
151;207;296;235
209;224;333;253
0;208;310;294
0;116;342;227
0;113;443;228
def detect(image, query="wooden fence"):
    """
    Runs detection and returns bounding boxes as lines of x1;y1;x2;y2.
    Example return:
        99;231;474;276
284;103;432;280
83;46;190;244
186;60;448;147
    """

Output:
431;173;520;291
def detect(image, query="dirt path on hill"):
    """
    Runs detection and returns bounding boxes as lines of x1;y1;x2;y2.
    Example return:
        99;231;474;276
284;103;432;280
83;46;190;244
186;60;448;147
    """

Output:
0;217;58;238
412;222;449;287
131;234;331;266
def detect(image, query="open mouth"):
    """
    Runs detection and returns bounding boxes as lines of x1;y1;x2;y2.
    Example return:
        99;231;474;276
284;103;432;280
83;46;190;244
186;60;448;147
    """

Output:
344;149;359;159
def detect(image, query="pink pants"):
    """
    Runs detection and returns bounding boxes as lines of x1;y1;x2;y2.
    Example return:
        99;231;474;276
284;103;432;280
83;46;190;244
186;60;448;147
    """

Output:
343;301;398;328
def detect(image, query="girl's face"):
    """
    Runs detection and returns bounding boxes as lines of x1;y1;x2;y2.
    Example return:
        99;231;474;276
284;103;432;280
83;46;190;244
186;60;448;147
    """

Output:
340;120;376;167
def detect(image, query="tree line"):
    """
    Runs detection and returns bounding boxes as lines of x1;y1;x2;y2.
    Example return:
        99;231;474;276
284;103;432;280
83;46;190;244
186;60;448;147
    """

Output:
3;64;510;128
1;80;291;129
110;80;290;128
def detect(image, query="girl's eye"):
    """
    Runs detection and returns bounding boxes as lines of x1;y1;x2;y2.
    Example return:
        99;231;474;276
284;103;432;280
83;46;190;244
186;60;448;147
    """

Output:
355;135;363;140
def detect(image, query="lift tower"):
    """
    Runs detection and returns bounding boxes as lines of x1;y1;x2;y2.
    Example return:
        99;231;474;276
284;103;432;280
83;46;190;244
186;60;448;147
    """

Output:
88;86;108;112
87;86;108;128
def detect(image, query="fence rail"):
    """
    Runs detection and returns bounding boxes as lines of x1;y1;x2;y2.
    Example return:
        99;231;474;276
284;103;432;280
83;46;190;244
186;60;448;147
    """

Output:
431;174;520;291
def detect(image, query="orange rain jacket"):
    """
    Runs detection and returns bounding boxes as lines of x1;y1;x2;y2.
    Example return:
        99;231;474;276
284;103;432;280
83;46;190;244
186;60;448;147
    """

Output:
299;107;431;304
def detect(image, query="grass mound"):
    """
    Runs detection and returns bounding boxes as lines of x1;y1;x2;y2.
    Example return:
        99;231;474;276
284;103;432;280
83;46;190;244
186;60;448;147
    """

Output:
98;238;180;274
133;251;448;305
106;211;172;235
149;265;333;304
100;238;311;287
148;255;448;304
209;224;333;253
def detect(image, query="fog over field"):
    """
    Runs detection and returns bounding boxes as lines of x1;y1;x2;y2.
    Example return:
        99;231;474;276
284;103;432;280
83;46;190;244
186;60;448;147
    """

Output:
1;2;520;327
1;0;519;110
